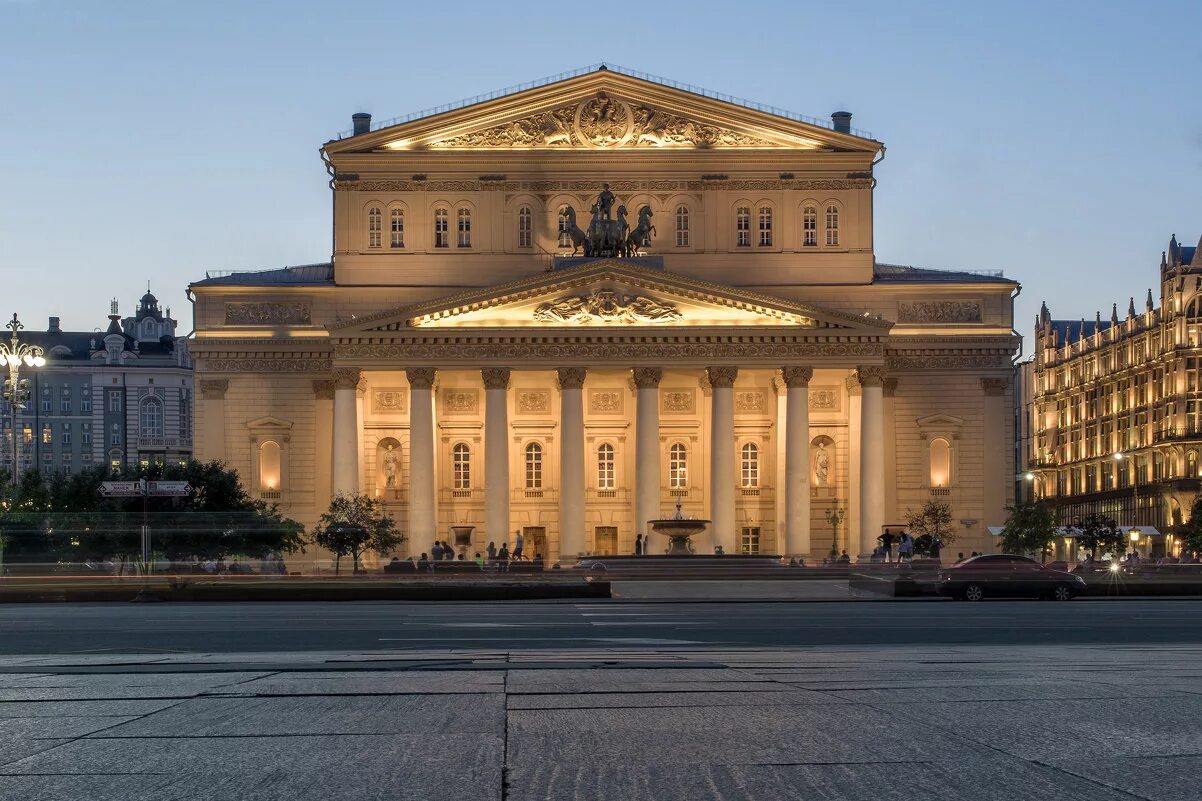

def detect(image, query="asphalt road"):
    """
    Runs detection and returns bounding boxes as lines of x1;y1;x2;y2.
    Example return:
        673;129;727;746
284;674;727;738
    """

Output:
2;598;1202;654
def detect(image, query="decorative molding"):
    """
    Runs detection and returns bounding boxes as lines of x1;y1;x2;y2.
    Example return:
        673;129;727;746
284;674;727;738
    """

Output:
661;389;695;414
335;178;871;193
224;302;311;326
441;389;479;414
311;379;335;400
981;377;1011;396
809;385;840;411
897;300;982;324
556;367;587;390
844;375;862;395
199;379;229;400
481;367;512;390
517;390;550;414
781;366;814;388
534;289;681;325
331;368;362;390
335;341;884;362
886;354;1014;370
706;367;738;389
405;367;436;390
589;390;624;413
206;358;331;373
856;366;888;387
372;388;408;413
632;367;664;389
734;390;766;412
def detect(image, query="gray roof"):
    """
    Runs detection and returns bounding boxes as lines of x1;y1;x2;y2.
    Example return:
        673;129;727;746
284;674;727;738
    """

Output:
191;263;334;287
1048;319;1114;342
873;263;1018;285
1183;246;1198;266
19;330;180;365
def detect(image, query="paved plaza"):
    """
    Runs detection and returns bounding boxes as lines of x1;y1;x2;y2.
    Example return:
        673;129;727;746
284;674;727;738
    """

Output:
1;601;1202;799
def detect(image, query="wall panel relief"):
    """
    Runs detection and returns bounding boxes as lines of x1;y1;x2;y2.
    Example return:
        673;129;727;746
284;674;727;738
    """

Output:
897;301;982;324
372;388;408;414
441;389;479;415
517;390;550;414
661;389;695;414
224;302;312;325
589;390;624;414
734;390;766;413
809;386;841;412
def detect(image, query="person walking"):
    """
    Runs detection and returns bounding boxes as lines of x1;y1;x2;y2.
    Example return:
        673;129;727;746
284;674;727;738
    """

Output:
634;534;643;556
898;533;913;563
513;530;525;560
879;531;895;562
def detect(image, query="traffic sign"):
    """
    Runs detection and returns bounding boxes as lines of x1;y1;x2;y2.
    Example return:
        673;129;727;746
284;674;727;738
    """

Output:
147;481;190;497
100;481;144;497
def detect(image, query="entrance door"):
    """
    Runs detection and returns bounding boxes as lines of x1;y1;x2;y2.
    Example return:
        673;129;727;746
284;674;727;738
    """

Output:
522;526;547;560
594;526;618;556
740;527;761;554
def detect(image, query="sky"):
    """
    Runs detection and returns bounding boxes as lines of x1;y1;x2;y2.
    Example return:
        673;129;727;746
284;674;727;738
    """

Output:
1;0;1199;350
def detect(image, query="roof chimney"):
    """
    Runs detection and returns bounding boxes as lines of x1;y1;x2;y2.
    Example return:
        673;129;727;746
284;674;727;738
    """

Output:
48;316;60;333
831;111;852;134
351;112;372;136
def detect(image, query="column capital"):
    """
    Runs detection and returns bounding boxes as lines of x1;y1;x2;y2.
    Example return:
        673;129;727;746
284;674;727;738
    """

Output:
406;367;437;390
632;367;663;389
332;367;362;391
312;379;335;400
199;379;228;400
706;366;738;388
856;366;887;388
844;374;862;396
781;366;814;388
481;367;511;390
557;367;587;390
883;377;899;398
982;377;1010;396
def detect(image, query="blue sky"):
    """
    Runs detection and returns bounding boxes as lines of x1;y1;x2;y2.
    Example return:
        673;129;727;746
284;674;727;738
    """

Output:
1;0;1199;347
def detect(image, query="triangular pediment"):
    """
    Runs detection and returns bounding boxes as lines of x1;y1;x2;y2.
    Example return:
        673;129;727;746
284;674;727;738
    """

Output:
331;260;892;335
326;68;880;154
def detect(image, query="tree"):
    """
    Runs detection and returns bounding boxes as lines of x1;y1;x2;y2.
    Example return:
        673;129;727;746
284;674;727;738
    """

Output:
905;500;956;555
999;500;1058;560
1176;497;1202;557
312;493;403;574
1074;513;1124;560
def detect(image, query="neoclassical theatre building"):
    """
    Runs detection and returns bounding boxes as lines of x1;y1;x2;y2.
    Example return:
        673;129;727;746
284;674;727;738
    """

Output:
189;66;1020;561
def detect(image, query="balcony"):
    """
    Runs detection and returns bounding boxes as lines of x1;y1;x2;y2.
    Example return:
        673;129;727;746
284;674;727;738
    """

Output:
137;436;193;450
929;487;951;497
1153;425;1202;443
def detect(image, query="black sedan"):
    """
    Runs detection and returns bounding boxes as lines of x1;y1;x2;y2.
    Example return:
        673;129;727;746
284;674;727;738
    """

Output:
937;554;1087;601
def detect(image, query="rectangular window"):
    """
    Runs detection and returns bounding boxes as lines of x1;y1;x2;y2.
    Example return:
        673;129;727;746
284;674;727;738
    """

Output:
40;398;51;412
758;206;772;247
41;425;52;445
81;424;91;446
389;208;404;248
61;423;71;445
456;208;471;248
81;391;91;413
735;207;751;247
110;425;121;446
108;391;122;413
740;527;761;555
434;208;449;248
61;397;71;413
803;206;818;246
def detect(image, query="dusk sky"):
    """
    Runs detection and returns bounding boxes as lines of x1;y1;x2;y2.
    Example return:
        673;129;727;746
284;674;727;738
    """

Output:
2;0;1199;349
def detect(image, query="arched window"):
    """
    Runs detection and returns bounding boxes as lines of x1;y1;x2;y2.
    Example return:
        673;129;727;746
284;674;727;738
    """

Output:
433;207;449;248
597;443;615;490
453;443;471;489
557;206;571;248
367;206;382;249
259;440;281;490
517;206;532;248
389;208;405;248
1186;298;1202;346
741;442;759;487
825;204;840;246
735;206;751;247
1189;450;1199;478
675;206;689;247
525;443;543;488
802;205;818;247
456;207;472;247
930;437;952;487
669;443;688;488
758;206;773;247
140;398;163;438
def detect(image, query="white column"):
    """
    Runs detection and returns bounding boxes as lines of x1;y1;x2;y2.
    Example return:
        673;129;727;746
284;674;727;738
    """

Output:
982;377;1010;528
708;367;737;554
406;368;437;545
558;367;586;561
312;380;334;509
331;368;361;496
633;367;662;550
846;375;861;554
782;367;813;557
483;367;511;547
858;366;886;556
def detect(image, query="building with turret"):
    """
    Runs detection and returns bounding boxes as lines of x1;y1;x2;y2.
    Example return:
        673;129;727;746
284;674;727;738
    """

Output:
1023;235;1202;556
0;288;193;476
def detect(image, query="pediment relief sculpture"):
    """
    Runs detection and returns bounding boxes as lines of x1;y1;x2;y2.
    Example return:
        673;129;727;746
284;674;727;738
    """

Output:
426;93;779;150
533;289;682;325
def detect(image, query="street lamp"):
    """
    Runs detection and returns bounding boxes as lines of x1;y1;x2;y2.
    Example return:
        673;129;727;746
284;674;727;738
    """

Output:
0;314;47;486
1129;528;1140;559
825;504;846;558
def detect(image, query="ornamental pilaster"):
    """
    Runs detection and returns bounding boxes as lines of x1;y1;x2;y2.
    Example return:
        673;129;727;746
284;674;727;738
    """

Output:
845;374;862;397
883;378;899;398
982;377;1010;396
311;380;335;400
200;379;229;400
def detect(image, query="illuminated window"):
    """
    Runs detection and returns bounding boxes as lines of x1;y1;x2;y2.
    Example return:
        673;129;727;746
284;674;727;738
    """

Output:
675;206;689;247
389;208;405;248
517;206;532;248
453;443;471;489
525;442;543;489
741;442;759;487
741;526;761;554
597;443;615;490
929;437;951;487
367;206;382;249
457;207;472;248
140;398;163;438
259;440;281;490
557;206;571;248
758;206;773;246
434;207;449;248
41;424;52;445
735;207;751;247
803;205;818;247
825;205;840;246
670;443;688;488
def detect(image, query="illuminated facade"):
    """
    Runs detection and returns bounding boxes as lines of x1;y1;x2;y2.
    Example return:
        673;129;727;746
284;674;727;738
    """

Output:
1024;235;1202;552
189;66;1019;561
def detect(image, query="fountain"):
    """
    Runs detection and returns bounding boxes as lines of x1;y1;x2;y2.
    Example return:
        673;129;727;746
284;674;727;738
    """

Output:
647;500;711;555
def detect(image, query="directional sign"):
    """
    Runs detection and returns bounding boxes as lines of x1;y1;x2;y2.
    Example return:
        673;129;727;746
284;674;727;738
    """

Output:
100;481;144;497
147;481;190;497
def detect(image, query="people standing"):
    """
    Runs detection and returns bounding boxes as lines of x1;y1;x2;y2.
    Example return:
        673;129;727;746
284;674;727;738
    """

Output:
487;541;497;562
497;543;510;572
898;533;913;563
431;541;443;562
513;530;525;559
634;534;643;556
879;531;895;562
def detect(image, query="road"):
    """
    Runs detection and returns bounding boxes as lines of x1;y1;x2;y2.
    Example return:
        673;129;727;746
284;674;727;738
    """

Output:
2;597;1201;654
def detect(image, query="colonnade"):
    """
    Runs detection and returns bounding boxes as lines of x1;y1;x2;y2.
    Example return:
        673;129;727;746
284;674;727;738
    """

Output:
328;365;887;558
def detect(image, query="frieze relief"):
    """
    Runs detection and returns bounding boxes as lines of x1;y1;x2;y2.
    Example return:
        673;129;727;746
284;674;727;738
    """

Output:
441;389;479;414
516;390;550;414
224;302;312;326
897;301;983;324
886;354;1014;370
533;289;682;324
661;390;695;414
589;390;624;414
334;341;884;361
372;388;408;414
204;358;331;373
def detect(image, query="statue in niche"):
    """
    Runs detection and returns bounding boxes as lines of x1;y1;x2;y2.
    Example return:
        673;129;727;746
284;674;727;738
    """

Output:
383;445;399;488
814;443;830;487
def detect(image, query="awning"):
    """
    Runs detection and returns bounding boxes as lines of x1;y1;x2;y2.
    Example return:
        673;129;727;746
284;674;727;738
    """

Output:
989;526;1162;538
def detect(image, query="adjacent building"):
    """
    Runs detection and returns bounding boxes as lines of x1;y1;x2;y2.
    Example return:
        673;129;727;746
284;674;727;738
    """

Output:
1024;235;1202;556
189;65;1020;561
1;290;193;476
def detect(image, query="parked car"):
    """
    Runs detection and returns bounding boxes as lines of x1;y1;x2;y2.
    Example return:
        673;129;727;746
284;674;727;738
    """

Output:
937;554;1087;601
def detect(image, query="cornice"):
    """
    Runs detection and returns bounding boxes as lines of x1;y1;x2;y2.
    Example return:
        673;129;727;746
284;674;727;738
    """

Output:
336;177;872;193
332;340;884;364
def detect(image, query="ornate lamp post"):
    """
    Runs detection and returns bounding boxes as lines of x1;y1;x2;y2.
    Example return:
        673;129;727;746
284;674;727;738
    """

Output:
825;504;847;557
0;314;47;486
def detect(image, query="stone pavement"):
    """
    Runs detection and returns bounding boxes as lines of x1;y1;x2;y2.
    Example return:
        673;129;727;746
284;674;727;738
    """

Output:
1;643;1200;800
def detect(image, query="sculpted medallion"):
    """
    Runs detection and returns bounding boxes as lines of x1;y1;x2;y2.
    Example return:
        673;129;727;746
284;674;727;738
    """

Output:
534;289;681;325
